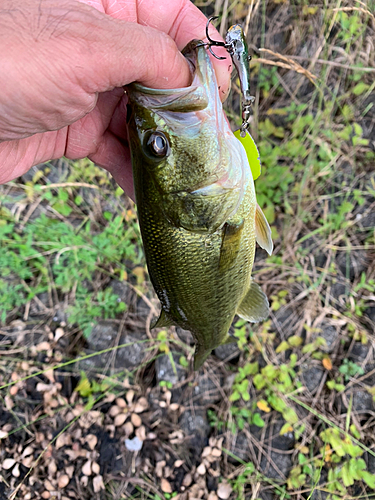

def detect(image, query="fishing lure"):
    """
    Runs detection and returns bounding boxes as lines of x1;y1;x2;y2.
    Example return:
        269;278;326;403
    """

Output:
201;17;255;137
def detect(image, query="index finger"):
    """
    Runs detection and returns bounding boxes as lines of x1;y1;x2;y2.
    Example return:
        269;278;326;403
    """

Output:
103;0;232;100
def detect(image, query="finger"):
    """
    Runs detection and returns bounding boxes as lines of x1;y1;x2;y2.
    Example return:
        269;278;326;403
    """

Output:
72;5;192;90
87;130;135;200
98;0;231;101
64;89;123;159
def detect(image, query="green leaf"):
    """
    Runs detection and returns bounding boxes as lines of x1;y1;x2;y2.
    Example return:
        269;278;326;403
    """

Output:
352;82;370;96
234;130;262;180
360;471;375;488
288;335;303;347
280;422;293;435
276;341;289;353
283;407;298;424
252;413;265;427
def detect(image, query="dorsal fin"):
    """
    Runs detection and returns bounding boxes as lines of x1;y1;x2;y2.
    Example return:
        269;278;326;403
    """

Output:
255;204;273;255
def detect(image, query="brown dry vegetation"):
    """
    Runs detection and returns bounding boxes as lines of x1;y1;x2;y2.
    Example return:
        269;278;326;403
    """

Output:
1;1;375;499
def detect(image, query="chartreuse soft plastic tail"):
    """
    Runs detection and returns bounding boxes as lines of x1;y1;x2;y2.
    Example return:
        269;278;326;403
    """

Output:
234;130;261;180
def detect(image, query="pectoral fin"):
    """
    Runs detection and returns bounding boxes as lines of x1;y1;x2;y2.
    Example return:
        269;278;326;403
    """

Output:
194;344;212;370
237;280;269;323
151;309;175;329
221;333;237;345
255;204;273;255
219;218;244;271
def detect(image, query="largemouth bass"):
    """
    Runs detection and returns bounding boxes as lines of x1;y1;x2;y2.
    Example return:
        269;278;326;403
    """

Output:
126;40;273;370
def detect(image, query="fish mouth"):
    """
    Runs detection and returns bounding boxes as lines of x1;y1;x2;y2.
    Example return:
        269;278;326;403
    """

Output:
127;42;213;113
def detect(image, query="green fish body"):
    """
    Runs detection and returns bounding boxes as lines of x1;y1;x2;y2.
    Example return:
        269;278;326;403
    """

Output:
127;41;273;369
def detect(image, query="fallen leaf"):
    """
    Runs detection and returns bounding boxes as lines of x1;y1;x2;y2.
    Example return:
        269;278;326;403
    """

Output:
133;397;148;413
161;478;172;494
65;466;74;478
54;327;65;342
114;414;127;427
322;357;332;370
92;462;100;475
208;493;218;500
82;460;92;476
116;397;127;408
93;475;105;493
131;413;142;427
125;390;135;404
109;405;121;417
124;422;134;436
55;434;71;450
57;475;70;489
85;434;98;451
44;480;54;492
9;386;18;396
2;458;16;470
257;400;271;413
197;463;206;475
36;341;51;352
217;482;232;500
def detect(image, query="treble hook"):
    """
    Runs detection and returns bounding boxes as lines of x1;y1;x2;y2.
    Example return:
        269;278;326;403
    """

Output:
198;16;227;60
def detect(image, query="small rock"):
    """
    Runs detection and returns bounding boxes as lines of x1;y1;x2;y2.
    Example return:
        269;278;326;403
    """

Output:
301;365;325;394
155;353;186;385
348;342;370;362
337;249;368;281
317;325;338;352
229;432;252;463
79;322;147;371
193;371;223;405
179;410;210;456
214;342;240;362
365;306;375;323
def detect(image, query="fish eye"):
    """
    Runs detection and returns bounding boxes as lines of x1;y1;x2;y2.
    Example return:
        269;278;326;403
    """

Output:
146;131;170;157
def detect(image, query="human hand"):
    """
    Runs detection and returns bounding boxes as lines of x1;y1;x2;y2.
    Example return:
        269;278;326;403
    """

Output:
0;0;231;198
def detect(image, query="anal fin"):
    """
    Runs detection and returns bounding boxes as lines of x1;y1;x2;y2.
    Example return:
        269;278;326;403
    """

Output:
151;309;175;329
237;280;269;323
255;204;273;255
